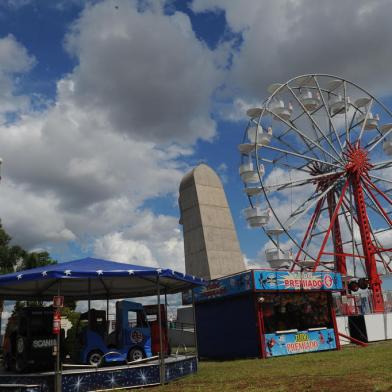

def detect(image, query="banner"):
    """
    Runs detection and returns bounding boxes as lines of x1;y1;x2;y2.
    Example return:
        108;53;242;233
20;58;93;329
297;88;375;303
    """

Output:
265;328;337;357
254;271;343;291
183;270;342;304
184;271;253;303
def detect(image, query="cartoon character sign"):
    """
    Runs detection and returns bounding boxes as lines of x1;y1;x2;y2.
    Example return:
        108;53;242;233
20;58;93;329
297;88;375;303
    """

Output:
318;331;325;344
265;329;336;357
266;337;276;356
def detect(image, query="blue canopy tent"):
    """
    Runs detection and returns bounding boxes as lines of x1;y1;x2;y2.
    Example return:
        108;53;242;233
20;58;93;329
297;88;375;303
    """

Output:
0;257;204;391
0;257;204;300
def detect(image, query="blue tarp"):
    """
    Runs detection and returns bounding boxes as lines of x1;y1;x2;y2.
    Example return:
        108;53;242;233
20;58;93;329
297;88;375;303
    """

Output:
0;257;204;300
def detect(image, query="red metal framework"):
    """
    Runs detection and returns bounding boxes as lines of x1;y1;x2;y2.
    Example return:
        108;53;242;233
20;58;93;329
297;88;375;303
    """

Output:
327;190;346;275
346;143;385;312
312;142;388;312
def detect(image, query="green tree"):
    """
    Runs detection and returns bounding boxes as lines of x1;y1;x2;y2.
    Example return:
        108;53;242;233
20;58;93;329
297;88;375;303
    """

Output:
0;224;26;274
19;250;56;271
0;224;57;328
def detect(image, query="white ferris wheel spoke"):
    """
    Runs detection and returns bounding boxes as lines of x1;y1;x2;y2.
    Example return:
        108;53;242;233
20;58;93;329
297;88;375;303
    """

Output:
287;84;344;163
260;144;342;170
264;108;343;164
357;98;374;143
284;178;341;229
259;157;313;173
367;127;392;152
312;76;345;152
263;171;344;193
371;159;392;170
368;174;392;186
273;133;321;162
343;80;349;143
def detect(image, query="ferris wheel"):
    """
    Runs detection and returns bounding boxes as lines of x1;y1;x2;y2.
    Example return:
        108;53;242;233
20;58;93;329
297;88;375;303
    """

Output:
239;74;392;312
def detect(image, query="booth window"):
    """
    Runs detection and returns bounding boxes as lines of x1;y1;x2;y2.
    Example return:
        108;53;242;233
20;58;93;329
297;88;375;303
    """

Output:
261;292;333;333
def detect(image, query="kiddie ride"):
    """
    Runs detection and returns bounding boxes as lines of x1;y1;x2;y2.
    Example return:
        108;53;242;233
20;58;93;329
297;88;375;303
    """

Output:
3;301;170;372
0;258;202;392
72;301;170;366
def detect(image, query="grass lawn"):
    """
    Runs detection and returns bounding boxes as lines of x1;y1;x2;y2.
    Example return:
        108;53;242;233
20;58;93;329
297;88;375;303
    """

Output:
151;341;392;392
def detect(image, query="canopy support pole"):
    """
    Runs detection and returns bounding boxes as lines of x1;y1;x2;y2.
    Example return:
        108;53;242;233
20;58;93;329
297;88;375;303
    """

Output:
88;278;91;327
106;297;109;327
164;290;169;354
157;275;165;384
192;290;199;361
55;282;62;392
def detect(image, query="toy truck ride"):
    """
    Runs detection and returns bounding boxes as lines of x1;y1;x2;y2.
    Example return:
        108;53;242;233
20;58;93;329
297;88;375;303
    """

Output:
2;307;59;372
72;300;169;366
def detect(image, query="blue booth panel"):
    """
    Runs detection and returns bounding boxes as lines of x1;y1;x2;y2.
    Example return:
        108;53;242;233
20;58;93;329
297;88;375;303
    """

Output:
195;294;260;359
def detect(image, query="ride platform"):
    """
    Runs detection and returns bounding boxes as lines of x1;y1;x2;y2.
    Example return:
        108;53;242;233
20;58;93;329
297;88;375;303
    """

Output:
0;355;197;391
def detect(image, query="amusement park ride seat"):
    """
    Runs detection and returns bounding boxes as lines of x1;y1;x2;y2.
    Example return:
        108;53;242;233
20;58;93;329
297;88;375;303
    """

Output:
243;206;270;227
357;112;380;130
239;161;264;184
237;125;273;154
381;123;392;155
328;94;350;115
247;125;273;146
265;229;292;269
354;97;380;130
296;259;316;268
269;99;293;121
300;89;321;111
265;247;292;269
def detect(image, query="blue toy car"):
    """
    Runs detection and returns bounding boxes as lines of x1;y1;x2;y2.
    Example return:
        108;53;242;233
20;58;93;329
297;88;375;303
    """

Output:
75;301;152;366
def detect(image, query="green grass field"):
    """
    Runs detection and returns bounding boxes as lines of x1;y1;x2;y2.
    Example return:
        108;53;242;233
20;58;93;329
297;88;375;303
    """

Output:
153;341;392;392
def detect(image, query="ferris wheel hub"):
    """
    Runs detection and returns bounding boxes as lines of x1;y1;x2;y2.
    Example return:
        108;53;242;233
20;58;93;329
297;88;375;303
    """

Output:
344;142;373;175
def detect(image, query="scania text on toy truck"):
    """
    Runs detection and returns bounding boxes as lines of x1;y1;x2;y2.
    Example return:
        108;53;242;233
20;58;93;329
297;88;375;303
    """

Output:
3;307;59;372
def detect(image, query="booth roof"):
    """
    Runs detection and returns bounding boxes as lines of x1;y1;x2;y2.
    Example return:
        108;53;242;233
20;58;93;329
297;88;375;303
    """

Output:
0;257;204;300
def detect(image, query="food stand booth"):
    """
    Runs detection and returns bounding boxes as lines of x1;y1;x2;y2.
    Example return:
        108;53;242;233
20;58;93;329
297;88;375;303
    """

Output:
185;269;343;359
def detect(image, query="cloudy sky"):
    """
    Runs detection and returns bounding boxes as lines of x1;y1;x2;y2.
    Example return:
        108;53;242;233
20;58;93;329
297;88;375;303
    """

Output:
0;0;392;287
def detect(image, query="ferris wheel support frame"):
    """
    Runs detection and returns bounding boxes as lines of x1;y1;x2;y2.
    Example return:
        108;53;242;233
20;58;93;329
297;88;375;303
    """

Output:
327;190;347;275
351;172;385;313
290;198;324;272
311;178;350;273
308;141;387;312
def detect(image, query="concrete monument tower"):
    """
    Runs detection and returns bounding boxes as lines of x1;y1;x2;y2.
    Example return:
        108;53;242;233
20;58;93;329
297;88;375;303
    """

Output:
179;164;245;280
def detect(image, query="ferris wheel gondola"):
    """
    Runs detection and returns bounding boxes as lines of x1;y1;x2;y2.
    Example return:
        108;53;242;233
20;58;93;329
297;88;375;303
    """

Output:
239;74;392;313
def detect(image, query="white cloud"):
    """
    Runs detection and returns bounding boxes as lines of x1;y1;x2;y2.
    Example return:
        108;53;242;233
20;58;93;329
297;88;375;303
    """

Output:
0;35;35;121
64;0;219;144
192;0;392;99
94;232;158;266
0;0;223;267
93;211;185;271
